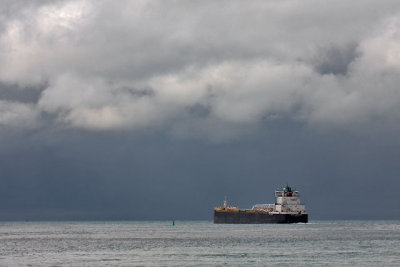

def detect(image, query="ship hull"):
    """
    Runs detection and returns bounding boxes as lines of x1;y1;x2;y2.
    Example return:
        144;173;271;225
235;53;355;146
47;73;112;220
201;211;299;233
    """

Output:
214;211;308;224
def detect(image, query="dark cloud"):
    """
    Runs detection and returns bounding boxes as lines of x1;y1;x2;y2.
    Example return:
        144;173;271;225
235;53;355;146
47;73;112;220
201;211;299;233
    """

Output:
187;103;211;118
314;43;359;75
0;124;399;220
1;1;400;220
0;82;46;103
0;0;398;134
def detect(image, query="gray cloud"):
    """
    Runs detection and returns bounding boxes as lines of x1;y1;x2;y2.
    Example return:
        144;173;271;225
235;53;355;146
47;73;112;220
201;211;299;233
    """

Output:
1;0;400;138
0;82;46;103
0;123;399;220
314;43;359;75
1;1;400;220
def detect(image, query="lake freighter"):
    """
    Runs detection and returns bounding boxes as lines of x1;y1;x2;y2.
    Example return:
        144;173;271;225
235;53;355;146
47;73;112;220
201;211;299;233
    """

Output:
214;185;308;224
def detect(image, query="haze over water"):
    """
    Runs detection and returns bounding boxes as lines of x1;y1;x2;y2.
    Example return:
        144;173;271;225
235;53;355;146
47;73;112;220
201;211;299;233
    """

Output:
0;221;398;266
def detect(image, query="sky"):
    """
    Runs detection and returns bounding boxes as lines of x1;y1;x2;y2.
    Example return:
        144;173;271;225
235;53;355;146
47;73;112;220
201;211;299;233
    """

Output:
1;0;400;220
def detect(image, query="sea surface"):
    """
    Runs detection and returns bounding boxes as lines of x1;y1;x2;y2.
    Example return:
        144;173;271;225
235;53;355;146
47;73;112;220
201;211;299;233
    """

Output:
0;220;399;266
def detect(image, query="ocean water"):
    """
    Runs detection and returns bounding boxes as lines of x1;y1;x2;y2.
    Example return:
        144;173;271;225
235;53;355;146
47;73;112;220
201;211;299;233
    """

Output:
0;221;399;266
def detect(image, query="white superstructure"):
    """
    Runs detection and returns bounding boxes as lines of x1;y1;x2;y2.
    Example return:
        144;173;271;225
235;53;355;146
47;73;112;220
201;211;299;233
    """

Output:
252;185;307;215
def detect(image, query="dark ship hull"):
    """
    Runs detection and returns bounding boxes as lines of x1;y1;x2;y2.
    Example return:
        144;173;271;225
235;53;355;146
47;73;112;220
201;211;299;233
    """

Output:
214;211;308;224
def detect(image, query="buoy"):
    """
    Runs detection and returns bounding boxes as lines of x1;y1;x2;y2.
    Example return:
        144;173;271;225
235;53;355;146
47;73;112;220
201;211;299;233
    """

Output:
172;220;175;226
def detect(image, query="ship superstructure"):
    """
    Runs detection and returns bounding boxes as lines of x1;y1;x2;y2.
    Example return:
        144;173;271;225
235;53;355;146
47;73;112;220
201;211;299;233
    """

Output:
214;185;308;224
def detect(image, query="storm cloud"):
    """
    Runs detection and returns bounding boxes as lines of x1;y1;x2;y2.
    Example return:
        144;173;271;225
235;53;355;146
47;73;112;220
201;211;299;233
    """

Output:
0;0;399;136
1;0;400;220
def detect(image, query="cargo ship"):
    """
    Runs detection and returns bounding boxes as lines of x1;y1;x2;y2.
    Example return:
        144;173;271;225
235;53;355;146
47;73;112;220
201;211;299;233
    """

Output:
214;185;308;224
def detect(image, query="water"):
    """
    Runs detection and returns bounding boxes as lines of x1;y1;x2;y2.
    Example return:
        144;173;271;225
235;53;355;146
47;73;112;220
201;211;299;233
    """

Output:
0;221;399;266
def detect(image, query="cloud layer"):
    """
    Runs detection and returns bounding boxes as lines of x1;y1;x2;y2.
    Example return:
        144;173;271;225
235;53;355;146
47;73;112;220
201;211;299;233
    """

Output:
2;0;400;139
